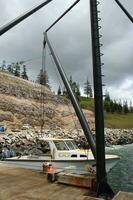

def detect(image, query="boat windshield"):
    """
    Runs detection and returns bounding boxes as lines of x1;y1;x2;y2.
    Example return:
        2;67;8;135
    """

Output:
54;141;69;151
65;141;78;150
54;140;79;151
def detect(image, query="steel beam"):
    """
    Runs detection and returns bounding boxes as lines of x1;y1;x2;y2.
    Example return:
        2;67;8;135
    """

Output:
44;32;96;159
114;0;133;23
0;0;52;36
46;0;80;32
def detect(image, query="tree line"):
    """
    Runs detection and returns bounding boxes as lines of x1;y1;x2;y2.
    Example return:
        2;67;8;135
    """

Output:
0;60;50;87
104;90;133;114
2;60;132;115
57;76;93;99
1;60;93;98
0;60;29;80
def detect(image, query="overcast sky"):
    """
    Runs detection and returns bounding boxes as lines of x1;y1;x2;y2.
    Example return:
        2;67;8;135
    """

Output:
0;0;133;102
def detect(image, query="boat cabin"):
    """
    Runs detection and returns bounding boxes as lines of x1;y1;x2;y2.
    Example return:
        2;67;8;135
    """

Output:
39;138;90;160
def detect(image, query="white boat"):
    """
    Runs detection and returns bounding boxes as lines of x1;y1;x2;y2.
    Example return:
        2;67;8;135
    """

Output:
2;137;120;173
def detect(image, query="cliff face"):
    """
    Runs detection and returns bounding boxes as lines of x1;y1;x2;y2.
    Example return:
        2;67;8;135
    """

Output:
0;72;95;130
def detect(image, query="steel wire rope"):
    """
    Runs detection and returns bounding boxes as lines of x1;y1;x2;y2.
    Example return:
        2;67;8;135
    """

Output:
47;43;81;135
40;44;47;136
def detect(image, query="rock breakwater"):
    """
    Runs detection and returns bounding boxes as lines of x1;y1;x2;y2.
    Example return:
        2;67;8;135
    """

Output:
0;128;132;157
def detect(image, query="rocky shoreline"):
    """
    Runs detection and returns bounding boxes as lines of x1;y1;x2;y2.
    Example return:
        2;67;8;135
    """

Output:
0;128;133;157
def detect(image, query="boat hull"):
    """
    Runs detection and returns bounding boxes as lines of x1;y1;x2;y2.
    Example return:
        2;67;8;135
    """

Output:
1;155;119;173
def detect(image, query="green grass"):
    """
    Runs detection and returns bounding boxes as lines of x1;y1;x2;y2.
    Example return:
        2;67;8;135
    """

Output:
104;113;133;129
79;96;133;129
79;96;94;111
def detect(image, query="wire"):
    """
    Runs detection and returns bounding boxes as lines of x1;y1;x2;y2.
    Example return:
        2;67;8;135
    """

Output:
40;44;47;135
47;44;80;134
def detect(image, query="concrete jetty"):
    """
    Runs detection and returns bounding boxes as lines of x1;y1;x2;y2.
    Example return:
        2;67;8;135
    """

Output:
0;164;132;200
0;164;102;200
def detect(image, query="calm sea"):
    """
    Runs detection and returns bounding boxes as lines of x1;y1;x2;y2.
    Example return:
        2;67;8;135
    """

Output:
106;144;133;193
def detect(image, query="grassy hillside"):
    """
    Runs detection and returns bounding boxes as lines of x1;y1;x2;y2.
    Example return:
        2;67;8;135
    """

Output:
79;96;133;129
104;113;133;129
79;96;94;111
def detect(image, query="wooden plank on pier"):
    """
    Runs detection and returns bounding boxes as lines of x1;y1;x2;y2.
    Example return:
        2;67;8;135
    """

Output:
0;163;101;200
57;172;96;190
113;191;133;200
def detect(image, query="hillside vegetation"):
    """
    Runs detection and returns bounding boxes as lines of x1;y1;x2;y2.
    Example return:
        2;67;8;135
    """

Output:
0;71;132;129
0;72;95;130
79;96;133;129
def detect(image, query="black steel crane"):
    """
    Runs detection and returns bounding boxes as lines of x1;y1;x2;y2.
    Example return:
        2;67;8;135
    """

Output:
0;0;132;198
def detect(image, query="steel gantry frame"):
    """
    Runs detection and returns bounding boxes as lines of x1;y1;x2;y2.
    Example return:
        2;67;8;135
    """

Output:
0;0;132;198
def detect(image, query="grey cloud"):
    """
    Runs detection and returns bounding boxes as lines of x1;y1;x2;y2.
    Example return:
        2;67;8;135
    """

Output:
0;0;132;99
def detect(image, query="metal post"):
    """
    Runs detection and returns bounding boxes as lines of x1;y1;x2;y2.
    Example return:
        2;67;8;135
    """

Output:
46;0;80;32
90;0;114;197
44;32;96;159
0;0;52;36
114;0;133;23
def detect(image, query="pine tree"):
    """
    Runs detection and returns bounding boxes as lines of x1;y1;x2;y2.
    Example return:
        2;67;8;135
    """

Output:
7;65;14;74
123;101;129;114
104;90;111;112
75;83;81;97
37;69;50;88
113;100;118;112
14;62;20;77
129;101;133;113
21;65;28;80
90;86;93;98
1;60;6;71
69;76;81;98
84;79;92;98
57;86;61;95
63;87;67;95
110;100;115;113
104;100;110;112
104;90;110;101
62;76;81;99
117;100;122;114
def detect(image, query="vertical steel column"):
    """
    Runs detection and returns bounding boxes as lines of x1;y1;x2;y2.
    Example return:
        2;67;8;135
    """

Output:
89;0;114;196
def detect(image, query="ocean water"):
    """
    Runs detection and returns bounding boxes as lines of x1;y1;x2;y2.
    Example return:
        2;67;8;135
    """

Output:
106;144;133;193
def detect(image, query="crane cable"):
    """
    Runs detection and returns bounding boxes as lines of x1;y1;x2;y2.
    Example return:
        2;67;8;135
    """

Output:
40;43;47;135
47;44;80;135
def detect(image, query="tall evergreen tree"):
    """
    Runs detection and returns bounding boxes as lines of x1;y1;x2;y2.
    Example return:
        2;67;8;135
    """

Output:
104;90;110;101
129;101;133;113
37;69;50;88
57;86;61;95
69;76;81;98
7;65;14;74
63;87;67;95
1;60;6;71
117;100;122;114
104;90;111;112
104;100;110;112
110;100;115;113
62;76;81;99
21;65;28;80
14;62;20;77
123;100;129;114
84;79;92;98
